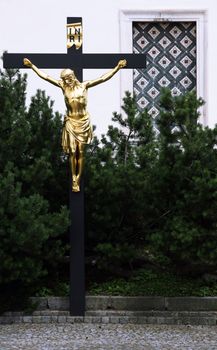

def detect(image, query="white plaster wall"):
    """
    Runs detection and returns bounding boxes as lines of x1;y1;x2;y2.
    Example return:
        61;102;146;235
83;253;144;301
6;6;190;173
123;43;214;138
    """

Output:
0;0;217;135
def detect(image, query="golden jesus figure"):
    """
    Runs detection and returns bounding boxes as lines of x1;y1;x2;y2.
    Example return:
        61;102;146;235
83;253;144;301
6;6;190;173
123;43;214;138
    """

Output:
23;58;127;192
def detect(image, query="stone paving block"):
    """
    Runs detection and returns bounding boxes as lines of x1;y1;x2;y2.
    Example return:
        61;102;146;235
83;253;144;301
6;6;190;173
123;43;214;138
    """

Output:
46;310;69;316
137;311;154;317
91;316;102;323
4;296;217;326
146;317;157;324
190;317;216;326
166;297;217;311
156;317;166;324
66;316;75;323
13;316;22;324
110;310;128;316
32;311;41;316
32;316;42;323
51;316;58;323
136;317;148;324
23;316;32;323
110;296;165;311
86;310;108;316
0;317;13;324
74;316;84;323
128;317;138;324
119;316;129;324
134;311;153;317
86;296;112;310
186;317;200;325
109;316;120;324
47;297;69;311
204;318;217;326
40;310;51;316
172;318;182;325
30;297;48;310
198;311;217;316
28;295;217;314
84;316;93;323
48;310;60;315
57;316;66;323
179;317;191;325
101;316;110;324
157;317;174;325
1;313;217;325
41;316;51;323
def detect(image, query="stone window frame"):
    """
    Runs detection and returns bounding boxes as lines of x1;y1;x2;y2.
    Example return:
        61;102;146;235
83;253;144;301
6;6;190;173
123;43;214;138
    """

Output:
119;10;208;124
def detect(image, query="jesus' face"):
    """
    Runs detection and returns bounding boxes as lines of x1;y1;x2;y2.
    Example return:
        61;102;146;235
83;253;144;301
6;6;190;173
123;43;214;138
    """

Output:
60;69;77;87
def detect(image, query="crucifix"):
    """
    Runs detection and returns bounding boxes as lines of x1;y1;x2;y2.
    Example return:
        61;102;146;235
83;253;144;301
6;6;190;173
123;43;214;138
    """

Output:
3;17;146;316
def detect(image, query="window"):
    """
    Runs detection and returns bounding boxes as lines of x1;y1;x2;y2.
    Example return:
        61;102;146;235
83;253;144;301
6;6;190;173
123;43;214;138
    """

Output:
120;10;207;124
133;21;196;117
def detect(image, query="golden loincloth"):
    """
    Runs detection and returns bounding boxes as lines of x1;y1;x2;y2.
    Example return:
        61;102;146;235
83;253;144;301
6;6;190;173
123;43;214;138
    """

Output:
62;114;93;153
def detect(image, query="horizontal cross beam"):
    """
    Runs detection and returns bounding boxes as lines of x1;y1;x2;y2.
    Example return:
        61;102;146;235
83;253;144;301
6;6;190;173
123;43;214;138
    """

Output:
3;53;146;69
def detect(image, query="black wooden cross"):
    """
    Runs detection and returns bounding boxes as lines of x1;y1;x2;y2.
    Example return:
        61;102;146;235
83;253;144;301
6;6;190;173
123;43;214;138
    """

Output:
3;17;146;316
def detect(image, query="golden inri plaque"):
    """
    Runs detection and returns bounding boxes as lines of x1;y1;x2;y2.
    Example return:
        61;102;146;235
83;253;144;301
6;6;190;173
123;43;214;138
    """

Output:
67;22;82;50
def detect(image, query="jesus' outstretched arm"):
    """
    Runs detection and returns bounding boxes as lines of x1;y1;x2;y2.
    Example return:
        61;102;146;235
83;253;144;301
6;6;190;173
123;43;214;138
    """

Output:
85;59;127;88
23;58;61;88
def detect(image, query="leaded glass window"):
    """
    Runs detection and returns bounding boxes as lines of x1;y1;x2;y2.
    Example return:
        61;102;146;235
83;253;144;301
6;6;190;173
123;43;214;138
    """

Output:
133;22;196;118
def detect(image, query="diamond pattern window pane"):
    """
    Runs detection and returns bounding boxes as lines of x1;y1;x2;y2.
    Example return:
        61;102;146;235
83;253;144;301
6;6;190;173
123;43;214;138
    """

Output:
133;22;197;117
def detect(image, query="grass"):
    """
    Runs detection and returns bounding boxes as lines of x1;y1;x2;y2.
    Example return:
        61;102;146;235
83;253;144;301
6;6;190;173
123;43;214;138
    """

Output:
88;268;217;297
35;268;217;297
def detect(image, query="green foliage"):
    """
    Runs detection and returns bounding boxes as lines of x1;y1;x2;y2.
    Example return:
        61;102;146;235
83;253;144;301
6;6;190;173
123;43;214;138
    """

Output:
85;92;157;258
89;268;217;297
36;269;217;298
2;64;217;303
0;68;70;311
35;282;70;297
149;89;217;272
0;164;67;284
85;88;217;280
94;243;137;273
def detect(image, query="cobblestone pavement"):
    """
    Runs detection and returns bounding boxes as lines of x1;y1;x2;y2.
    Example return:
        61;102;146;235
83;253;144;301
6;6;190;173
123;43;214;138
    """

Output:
0;324;217;350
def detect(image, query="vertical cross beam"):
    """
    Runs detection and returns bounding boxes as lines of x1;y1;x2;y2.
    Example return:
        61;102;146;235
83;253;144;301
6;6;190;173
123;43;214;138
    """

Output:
67;17;85;316
69;176;85;316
